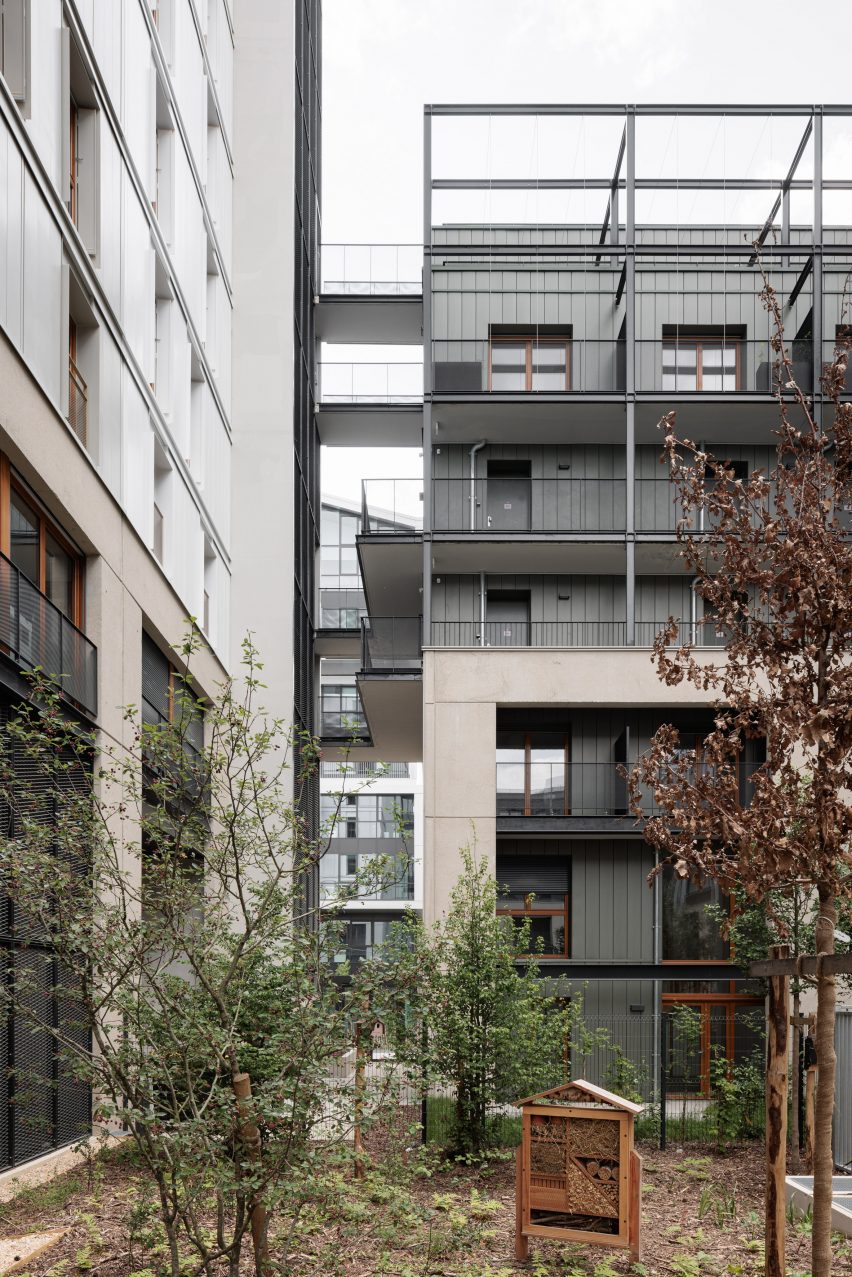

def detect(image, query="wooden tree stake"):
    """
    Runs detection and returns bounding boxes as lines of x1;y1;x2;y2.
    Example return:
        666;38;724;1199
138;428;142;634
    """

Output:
765;944;790;1277
231;1072;271;1277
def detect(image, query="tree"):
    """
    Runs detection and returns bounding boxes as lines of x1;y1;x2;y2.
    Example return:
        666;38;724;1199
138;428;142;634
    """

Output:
404;843;568;1156
628;265;852;1277
0;636;420;1277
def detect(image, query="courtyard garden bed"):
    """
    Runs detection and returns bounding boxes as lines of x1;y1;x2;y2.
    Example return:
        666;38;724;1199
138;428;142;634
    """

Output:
1;1138;850;1277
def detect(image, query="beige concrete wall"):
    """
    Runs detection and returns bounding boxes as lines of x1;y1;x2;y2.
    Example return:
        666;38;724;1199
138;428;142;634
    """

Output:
230;0;296;743
422;646;717;924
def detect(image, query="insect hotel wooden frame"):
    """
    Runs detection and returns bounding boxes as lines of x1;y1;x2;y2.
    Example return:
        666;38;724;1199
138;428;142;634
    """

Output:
514;1080;643;1262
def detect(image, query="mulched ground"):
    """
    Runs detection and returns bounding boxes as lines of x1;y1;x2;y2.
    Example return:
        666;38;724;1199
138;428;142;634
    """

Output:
0;1136;850;1277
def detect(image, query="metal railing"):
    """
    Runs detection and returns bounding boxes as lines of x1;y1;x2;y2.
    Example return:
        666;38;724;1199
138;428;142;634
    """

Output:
432;477;626;532
68;356;88;445
429;338;813;395
361;480;424;533
497;760;759;818
0;552;97;717
317;362;423;404
320;851;415;903
429;620;726;648
431;621;628;647
319;760;411;779
361;617;422;673
321;243;422;295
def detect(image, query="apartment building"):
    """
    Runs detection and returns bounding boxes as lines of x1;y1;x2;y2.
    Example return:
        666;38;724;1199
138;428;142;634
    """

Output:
316;104;852;1092
318;496;423;964
0;0;319;1175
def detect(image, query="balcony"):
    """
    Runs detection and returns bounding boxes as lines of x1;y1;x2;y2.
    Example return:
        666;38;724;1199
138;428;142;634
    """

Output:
317;245;423;346
361;616;422;674
356;617;423;762
68;356;88;446
315;588;367;657
430;338;811;397
496;760;758;827
429;620;726;648
320;850;415;904
317;362;423;404
315;363;423;447
0;551;97;718
321;244;422;296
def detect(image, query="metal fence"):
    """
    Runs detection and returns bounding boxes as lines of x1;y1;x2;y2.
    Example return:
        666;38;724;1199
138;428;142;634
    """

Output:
421;1013;767;1151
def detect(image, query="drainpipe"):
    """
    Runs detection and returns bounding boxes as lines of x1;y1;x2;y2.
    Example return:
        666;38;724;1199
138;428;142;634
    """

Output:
690;577;699;646
469;439;487;530
470;439;487;647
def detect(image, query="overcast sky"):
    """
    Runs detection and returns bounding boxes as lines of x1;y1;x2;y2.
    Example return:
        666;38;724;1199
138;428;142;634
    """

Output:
319;0;844;504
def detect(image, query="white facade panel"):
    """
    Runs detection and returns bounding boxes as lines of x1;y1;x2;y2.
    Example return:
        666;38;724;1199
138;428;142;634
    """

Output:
121;173;155;381
88;0;123;113
121;2;154;195
173;142;206;335
173;0;206;172
98;329;123;497
200;387;230;543
22;171;62;405
97;122;123;311
0;125;23;348
25;0;63;190
121;372;154;539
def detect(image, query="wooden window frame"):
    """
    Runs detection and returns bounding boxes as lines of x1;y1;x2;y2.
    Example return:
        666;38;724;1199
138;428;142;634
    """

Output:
498;730;570;816
1;458;85;628
488;335;572;392
498;892;571;959
661;994;763;1098
661;337;742;392
69;95;79;224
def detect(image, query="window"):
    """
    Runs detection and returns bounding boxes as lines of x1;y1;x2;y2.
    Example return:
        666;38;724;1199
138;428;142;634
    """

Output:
319;792;414;839
496;854;570;957
153;437;171;567
3;469;84;625
662;868;729;962
663;994;763;1097
141;632;203;751
0;0;28;105
65;32;99;255
661;335;741;392
489;335;571;392
320;682;367;738
67;319;87;445
496;730;569;816
320;505;361;590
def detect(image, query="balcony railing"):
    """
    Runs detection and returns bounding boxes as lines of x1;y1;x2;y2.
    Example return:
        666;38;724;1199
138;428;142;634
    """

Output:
319;760;411;778
432;477;627;533
320;851;415;903
361;480;424;533
321;243;422;295
430;339;814;395
430;620;727;648
0;552;97;717
318;362;423;404
497;760;759;819
361;617;422;673
68;356;88;445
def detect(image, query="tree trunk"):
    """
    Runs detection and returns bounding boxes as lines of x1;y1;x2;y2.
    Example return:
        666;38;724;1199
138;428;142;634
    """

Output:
232;1072;271;1277
353;1018;366;1179
765;944;789;1277
812;886;837;1277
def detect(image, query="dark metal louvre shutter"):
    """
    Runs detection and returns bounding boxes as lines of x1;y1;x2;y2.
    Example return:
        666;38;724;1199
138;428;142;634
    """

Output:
142;634;170;724
55;961;91;1147
496;856;569;897
11;948;54;1164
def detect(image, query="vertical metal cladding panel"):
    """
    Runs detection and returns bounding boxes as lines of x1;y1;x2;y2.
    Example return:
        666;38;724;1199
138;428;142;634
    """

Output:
836;1011;852;1169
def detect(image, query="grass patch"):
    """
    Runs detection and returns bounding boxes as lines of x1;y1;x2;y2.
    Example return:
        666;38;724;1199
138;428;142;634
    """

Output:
0;1170;84;1224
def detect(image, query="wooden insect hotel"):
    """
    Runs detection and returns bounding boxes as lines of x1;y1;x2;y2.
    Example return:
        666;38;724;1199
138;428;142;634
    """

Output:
514;1080;643;1262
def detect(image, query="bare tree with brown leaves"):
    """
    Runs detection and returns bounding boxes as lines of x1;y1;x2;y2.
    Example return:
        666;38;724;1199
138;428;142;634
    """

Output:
628;264;852;1277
